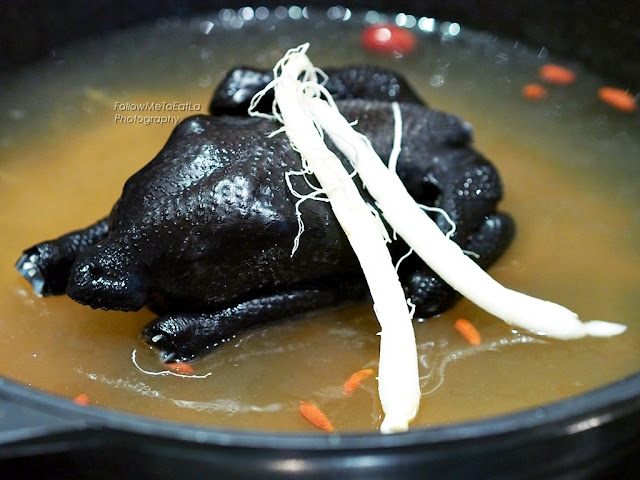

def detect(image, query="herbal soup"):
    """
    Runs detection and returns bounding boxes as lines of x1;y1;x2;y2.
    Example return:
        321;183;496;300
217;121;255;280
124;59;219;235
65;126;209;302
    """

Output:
1;8;639;433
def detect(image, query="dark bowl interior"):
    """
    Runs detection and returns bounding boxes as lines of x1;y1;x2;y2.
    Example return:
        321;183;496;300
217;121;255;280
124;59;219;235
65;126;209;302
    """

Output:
1;1;639;479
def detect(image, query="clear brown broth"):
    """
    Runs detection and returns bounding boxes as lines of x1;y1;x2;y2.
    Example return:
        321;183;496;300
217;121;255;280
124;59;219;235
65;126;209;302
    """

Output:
0;9;639;432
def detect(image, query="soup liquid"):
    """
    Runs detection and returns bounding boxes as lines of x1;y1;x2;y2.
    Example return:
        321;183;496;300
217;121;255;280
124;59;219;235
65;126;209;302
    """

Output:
0;9;639;432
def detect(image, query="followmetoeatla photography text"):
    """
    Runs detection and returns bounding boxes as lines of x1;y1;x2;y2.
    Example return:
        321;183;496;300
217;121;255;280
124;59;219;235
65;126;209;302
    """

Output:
113;101;202;125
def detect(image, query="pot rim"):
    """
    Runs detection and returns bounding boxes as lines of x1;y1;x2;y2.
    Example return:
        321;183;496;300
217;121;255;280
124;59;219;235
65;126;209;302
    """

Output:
2;368;640;450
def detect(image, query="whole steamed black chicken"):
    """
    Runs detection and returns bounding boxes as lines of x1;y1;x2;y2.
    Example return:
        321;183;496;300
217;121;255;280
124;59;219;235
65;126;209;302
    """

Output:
16;66;514;362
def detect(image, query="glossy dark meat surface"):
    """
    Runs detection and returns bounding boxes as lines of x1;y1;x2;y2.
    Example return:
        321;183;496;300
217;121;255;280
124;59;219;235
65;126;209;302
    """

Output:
16;66;513;361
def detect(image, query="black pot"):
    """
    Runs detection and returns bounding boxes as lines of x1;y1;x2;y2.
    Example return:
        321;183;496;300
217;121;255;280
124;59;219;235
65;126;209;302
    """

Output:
1;2;639;478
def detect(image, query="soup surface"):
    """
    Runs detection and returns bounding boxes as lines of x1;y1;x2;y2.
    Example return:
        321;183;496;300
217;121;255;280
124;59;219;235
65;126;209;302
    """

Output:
0;8;639;432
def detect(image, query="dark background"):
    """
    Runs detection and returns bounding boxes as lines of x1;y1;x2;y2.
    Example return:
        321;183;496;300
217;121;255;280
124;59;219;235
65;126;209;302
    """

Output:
1;1;639;91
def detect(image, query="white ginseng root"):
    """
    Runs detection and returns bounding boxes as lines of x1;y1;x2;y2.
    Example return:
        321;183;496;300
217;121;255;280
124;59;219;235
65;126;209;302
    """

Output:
255;44;626;433
309;96;627;340
258;44;420;433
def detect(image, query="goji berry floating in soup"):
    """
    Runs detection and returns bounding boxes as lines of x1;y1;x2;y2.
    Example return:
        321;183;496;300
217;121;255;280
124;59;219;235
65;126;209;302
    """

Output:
1;8;639;433
361;24;417;56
